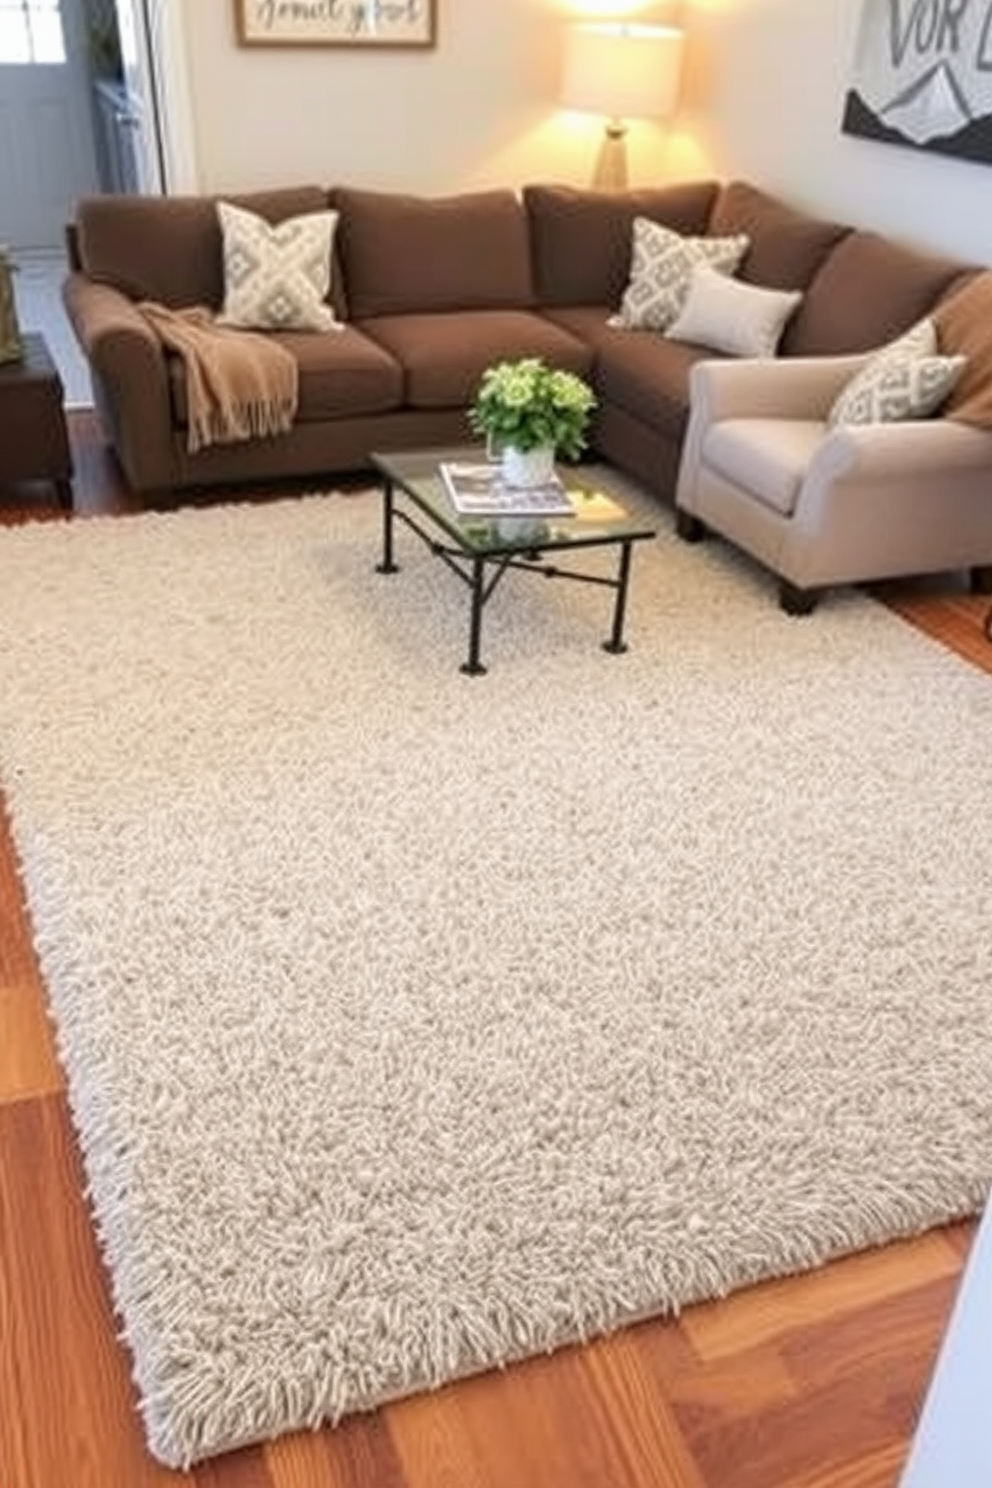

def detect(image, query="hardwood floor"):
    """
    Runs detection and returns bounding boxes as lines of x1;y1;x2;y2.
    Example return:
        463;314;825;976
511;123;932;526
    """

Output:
0;412;988;1488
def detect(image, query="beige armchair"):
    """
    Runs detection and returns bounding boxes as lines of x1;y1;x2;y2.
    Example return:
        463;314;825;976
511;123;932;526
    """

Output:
673;355;992;613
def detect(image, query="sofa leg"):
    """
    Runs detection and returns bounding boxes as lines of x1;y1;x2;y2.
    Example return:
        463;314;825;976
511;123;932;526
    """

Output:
779;580;820;616
970;566;992;595
675;509;707;543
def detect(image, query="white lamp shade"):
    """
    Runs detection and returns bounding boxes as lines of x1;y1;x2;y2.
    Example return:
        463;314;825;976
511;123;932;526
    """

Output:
561;22;684;122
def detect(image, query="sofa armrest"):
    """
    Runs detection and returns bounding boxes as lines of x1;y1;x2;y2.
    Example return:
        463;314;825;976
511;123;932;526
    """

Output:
689;354;870;422
62;273;176;493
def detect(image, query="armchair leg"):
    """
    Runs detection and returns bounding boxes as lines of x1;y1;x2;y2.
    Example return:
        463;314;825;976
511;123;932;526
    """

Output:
970;566;992;595
779;580;820;616
675;510;707;543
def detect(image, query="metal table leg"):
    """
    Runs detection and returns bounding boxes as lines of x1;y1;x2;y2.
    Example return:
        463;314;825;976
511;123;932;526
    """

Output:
375;478;398;574
603;540;633;655
460;555;488;676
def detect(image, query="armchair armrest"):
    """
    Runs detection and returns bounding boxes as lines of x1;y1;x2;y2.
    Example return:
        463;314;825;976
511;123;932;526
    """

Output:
62;274;176;493
813;416;992;484
689;354;870;423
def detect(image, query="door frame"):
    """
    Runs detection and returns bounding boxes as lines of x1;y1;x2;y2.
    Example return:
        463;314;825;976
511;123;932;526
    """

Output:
139;0;199;191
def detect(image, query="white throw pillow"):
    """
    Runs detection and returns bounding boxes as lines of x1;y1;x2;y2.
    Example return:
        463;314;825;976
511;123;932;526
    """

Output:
217;201;341;333
609;217;750;332
828;318;965;426
665;264;802;358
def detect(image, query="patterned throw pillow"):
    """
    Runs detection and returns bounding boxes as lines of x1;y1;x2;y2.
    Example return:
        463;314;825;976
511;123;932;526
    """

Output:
609;217;750;332
217;202;341;333
828;318;965;426
665;264;802;358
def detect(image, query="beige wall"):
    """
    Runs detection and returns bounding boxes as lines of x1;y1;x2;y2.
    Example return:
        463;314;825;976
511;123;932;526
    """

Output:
174;0;992;263
684;0;992;263
177;0;691;197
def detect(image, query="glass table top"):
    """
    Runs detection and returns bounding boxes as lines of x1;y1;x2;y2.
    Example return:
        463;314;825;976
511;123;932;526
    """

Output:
371;446;658;556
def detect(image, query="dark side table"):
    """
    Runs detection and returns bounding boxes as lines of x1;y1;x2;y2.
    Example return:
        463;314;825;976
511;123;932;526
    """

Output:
0;332;73;510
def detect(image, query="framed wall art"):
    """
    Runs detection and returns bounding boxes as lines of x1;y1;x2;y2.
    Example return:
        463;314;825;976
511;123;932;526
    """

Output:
842;0;992;165
235;0;436;50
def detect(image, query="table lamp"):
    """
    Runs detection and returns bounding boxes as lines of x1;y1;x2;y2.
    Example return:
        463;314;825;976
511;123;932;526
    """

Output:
561;21;684;190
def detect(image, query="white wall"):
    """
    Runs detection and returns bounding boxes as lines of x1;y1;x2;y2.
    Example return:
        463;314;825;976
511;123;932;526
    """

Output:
683;0;992;263
170;0;992;264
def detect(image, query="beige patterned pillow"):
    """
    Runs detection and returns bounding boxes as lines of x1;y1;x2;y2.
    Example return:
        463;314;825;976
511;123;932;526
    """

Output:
828;318;965;426
609;217;750;332
217;202;341;332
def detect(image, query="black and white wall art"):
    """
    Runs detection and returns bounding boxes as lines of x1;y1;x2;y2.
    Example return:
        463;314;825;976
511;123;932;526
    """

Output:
842;0;992;164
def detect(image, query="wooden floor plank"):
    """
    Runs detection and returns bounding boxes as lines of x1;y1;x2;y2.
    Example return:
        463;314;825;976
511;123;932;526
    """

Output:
267;1413;407;1488
385;1387;495;1488
681;1231;965;1362
0;1094;185;1488
0;798;42;990
0;979;63;1102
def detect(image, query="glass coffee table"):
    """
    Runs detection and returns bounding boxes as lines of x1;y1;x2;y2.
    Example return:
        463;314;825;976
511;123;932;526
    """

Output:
371;446;657;676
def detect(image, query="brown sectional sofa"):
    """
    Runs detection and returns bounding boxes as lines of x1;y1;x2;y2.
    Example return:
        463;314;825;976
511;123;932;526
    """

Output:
63;178;977;502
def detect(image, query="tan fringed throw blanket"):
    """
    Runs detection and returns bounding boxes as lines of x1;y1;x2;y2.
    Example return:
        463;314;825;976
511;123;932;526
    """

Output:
139;303;298;454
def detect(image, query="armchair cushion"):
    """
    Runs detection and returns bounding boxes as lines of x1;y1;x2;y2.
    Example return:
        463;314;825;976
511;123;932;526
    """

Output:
702;417;826;514
666;265;802;357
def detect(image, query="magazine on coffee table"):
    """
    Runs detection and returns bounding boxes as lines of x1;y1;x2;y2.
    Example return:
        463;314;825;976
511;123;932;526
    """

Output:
440;461;576;517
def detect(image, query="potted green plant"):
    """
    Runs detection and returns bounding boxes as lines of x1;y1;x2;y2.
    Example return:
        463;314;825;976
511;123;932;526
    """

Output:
468;357;597;487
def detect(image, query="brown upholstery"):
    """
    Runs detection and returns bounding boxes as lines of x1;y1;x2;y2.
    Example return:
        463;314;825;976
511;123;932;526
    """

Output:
594;330;721;440
357;310;591;409
934;271;992;429
62;177;983;505
524;181;719;309
75;186;345;315
708;180;850;291
784;232;968;355
167;325;402;429
335;188;534;319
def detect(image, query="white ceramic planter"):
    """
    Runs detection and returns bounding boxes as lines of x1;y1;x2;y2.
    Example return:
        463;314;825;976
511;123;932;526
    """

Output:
501;444;556;489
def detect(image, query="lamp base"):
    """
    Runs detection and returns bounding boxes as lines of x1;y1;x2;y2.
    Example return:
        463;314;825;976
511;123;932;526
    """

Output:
591;121;628;191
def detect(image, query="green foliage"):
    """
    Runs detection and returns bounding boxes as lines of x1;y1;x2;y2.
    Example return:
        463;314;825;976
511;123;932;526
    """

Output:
468;358;596;459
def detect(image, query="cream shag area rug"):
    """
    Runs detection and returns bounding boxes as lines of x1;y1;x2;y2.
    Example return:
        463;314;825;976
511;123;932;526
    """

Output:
1;481;992;1467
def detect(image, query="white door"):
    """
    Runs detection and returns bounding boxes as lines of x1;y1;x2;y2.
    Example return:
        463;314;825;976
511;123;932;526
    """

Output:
0;0;100;248
112;0;162;194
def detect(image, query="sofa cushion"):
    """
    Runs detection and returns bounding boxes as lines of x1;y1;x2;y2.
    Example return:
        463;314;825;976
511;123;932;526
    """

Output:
357;310;591;409
934;271;992;430
75;186;337;312
217;202;341;332
784;231;966;356
703;419;826;516
335;188;533;319
594;325;721;438
167;324;402;428
708;181;850;291
611;218;750;332
523;180;719;309
666;265;802;358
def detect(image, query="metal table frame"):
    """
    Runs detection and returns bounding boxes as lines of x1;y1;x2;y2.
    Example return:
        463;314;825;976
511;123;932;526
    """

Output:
374;470;654;676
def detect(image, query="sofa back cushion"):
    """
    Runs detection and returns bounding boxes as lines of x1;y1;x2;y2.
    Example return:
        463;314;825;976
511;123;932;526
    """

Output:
524;181;719;308
784;231;968;355
933;270;992;429
74;186;335;312
707;180;850;291
335;187;533;318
